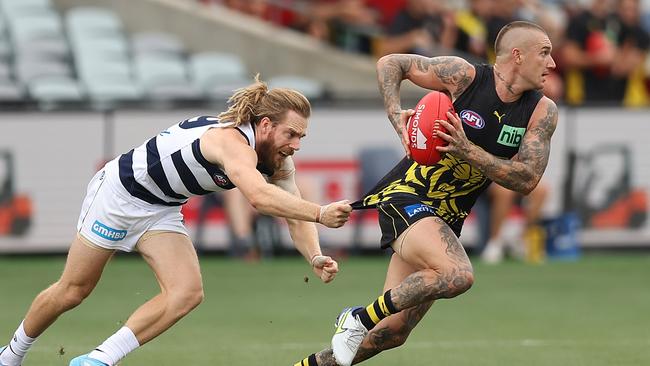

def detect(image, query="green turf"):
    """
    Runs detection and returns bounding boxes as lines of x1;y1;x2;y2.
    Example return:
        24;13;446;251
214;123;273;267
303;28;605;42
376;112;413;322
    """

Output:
1;253;649;365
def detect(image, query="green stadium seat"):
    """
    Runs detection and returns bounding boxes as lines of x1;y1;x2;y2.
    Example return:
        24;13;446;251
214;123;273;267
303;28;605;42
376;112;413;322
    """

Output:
133;55;202;100
14;58;72;86
28;76;84;102
131;31;185;57
65;6;123;33
0;0;53;17
0;81;22;101
190;52;249;92
268;75;326;99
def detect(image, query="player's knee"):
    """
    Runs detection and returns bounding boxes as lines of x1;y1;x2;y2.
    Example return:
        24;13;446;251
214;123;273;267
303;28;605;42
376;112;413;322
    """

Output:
436;267;474;298
167;286;204;317
450;270;474;297
55;281;94;310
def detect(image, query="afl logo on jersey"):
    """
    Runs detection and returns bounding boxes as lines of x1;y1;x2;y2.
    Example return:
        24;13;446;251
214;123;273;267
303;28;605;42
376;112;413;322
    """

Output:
213;174;228;186
460;110;485;129
212;173;233;188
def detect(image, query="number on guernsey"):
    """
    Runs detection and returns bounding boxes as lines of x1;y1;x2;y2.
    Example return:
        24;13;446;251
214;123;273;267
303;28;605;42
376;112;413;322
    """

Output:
178;116;219;129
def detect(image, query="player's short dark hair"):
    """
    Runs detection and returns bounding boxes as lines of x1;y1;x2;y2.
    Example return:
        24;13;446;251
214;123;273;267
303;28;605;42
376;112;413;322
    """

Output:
494;21;548;56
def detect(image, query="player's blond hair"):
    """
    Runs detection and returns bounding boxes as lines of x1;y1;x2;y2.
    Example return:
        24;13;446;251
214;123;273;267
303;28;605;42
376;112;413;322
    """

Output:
217;74;311;127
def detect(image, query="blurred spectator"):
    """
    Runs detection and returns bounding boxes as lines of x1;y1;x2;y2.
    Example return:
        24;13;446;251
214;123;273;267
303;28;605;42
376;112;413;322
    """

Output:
293;0;381;53
616;0;650;106
376;0;457;57
516;0;567;45
194;173;320;259
481;182;550;264
522;1;567;102
366;0;408;28
453;0;493;61
208;0;382;53
562;0;650;106
221;189;261;258
485;0;519;61
641;0;650;33
194;190;261;259
205;0;295;26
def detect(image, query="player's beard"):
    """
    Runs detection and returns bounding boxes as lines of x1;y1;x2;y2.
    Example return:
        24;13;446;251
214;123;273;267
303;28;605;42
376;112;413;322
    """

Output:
256;139;280;173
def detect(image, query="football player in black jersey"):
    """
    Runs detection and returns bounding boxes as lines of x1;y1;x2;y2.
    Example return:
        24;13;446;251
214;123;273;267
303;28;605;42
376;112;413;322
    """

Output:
294;20;558;366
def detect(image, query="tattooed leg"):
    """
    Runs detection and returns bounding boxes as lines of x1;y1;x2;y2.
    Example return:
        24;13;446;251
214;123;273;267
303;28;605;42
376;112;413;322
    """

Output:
390;216;474;310
305;218;472;366
316;252;436;365
314;303;433;365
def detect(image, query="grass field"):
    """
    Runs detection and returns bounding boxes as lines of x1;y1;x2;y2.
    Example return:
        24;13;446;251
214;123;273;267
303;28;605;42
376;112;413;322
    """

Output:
1;253;649;366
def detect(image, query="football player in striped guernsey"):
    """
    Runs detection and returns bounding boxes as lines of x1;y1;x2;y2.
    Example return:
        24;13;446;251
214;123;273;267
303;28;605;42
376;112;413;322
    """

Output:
0;76;351;366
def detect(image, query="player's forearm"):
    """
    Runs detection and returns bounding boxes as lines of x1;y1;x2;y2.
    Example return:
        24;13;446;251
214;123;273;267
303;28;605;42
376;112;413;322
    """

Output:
248;184;320;223
461;144;538;194
286;219;322;263
376;54;406;136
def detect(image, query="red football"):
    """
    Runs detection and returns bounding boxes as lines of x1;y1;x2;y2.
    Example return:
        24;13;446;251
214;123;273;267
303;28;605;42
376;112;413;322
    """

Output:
406;91;453;166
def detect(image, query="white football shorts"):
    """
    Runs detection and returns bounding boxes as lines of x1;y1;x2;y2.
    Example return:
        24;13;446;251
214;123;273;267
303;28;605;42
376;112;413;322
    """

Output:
76;166;188;252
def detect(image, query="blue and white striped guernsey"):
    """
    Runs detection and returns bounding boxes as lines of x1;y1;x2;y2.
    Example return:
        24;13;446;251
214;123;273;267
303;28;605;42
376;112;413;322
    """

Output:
117;115;256;206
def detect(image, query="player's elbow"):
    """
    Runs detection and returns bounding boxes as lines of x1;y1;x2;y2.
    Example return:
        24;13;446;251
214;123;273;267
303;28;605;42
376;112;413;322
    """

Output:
377;54;399;71
512;169;540;195
246;186;273;213
246;194;264;212
520;177;541;196
519;184;535;196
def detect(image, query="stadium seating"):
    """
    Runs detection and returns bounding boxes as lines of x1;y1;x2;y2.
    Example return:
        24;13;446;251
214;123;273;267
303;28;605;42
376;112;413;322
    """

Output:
268;75;326;100
14;58;72;86
0;2;328;108
0;81;21;101
0;0;53;18
131;31;185;57
65;6;123;36
0;61;9;80
133;54;202;101
0;38;9;62
28;76;84;111
190;51;250;99
14;37;69;61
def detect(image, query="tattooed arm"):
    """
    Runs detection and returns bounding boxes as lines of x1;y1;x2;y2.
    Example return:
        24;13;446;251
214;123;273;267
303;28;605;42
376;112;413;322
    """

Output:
376;54;475;148
438;97;558;194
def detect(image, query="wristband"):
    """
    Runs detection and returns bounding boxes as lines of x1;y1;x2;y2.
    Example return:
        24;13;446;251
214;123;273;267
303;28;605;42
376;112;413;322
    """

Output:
315;206;321;223
310;254;322;267
317;204;327;224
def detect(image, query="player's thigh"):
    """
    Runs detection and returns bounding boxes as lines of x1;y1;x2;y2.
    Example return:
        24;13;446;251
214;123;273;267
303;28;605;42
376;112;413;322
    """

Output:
382;252;417;291
136;231;203;292
396;216;471;272
58;234;115;289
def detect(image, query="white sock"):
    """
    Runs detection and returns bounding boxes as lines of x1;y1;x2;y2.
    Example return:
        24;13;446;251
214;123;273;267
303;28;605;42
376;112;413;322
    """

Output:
485;238;505;249
87;327;140;366
0;321;36;366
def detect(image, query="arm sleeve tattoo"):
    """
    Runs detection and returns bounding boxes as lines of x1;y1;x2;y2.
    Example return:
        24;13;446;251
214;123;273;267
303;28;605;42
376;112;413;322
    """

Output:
464;100;558;194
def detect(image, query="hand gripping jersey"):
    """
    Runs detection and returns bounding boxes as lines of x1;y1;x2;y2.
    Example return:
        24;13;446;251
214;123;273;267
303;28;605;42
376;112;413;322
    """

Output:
116;115;263;206
354;64;543;239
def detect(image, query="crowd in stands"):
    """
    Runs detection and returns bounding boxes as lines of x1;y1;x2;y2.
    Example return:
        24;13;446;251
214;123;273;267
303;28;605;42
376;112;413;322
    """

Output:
202;0;650;107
